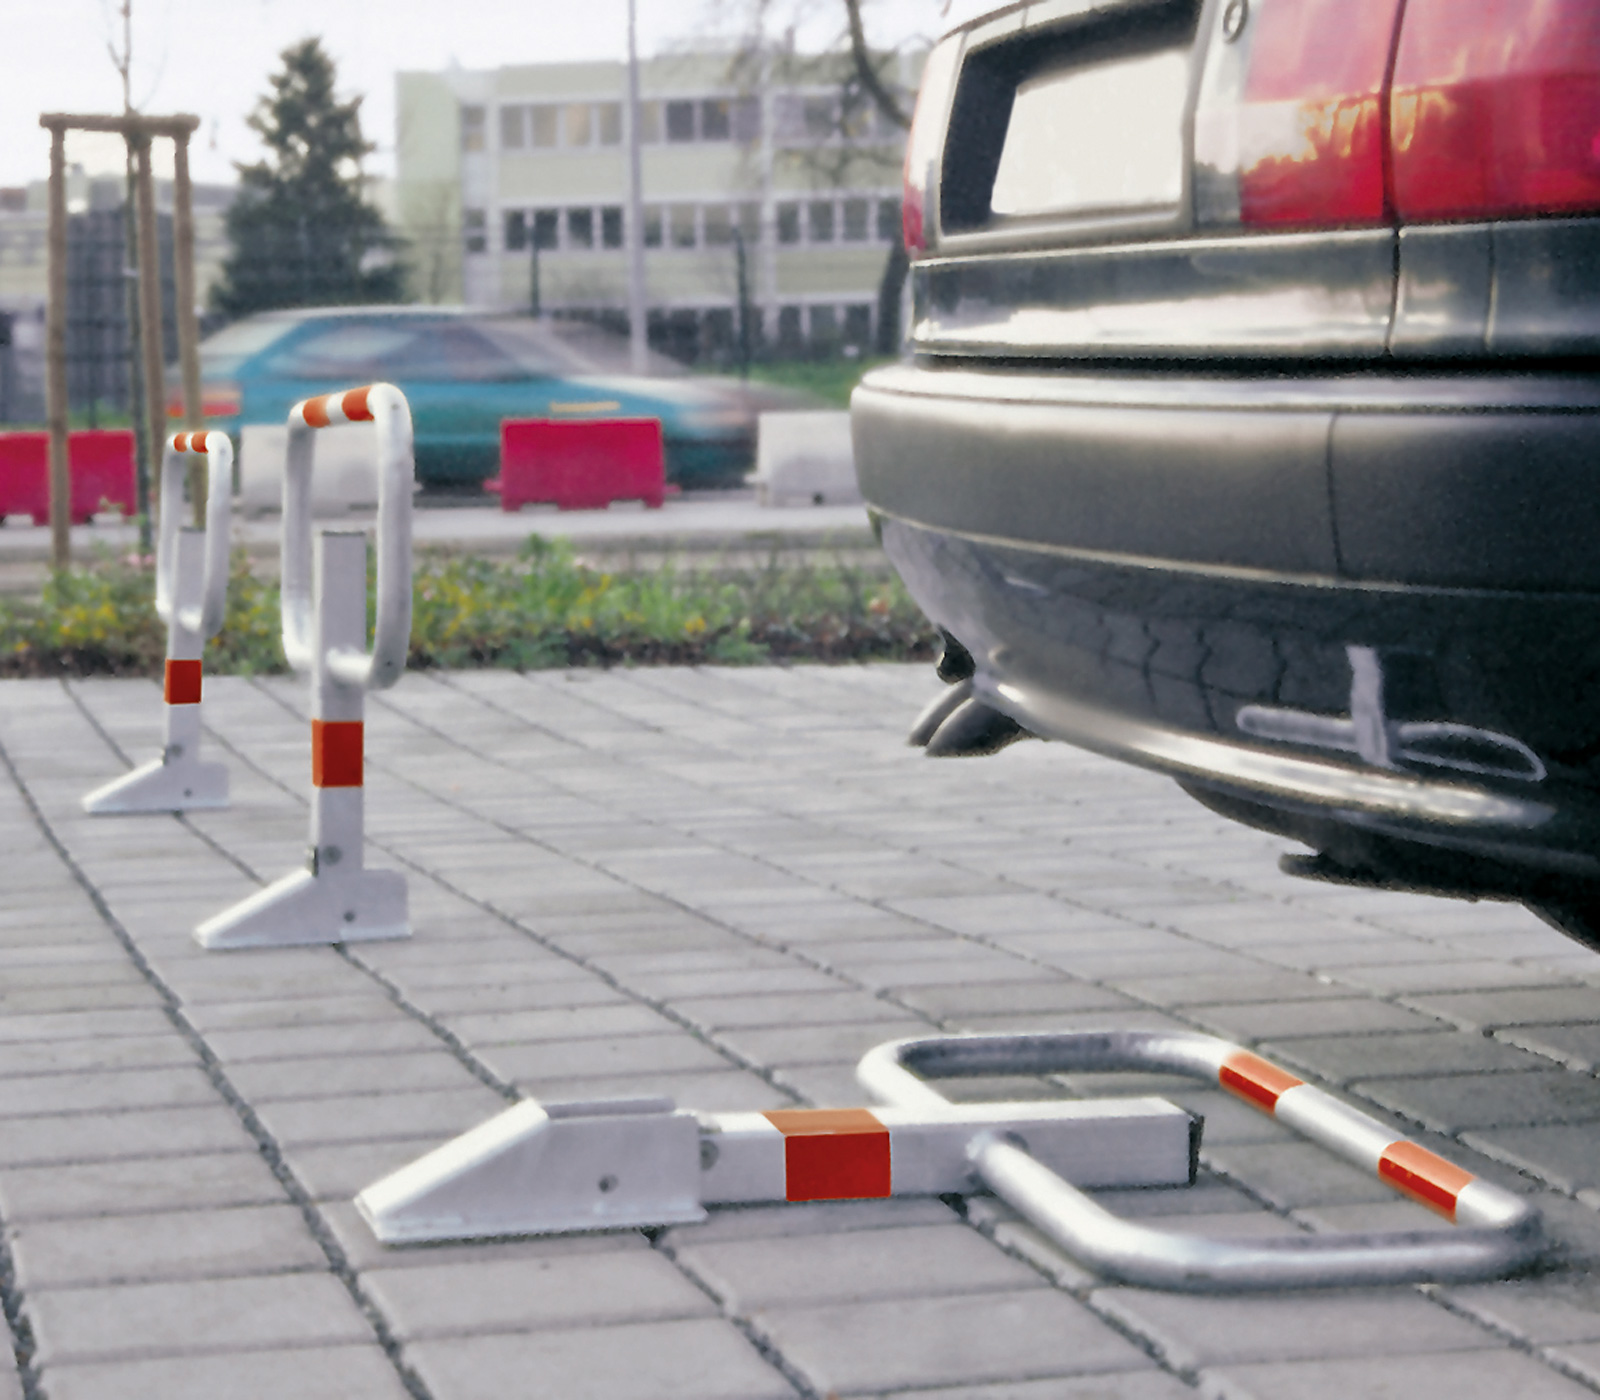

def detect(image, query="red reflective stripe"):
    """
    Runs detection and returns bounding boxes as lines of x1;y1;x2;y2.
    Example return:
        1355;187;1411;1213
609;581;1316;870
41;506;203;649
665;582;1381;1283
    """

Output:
1378;1140;1475;1220
163;659;202;705
302;395;332;429
1219;1051;1304;1113
311;719;363;787
763;1108;891;1202
341;386;375;422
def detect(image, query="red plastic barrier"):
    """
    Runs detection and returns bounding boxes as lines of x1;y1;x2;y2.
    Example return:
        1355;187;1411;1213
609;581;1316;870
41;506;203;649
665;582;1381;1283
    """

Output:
490;418;665;512
0;430;138;525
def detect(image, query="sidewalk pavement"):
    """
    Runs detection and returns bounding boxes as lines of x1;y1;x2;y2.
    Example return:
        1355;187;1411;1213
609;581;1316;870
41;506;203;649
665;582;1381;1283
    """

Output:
0;494;875;591
4;663;1600;1399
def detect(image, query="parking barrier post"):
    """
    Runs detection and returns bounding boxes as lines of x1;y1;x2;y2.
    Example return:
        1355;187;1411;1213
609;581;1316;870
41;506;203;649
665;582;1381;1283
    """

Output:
355;1027;1542;1290
194;384;413;951
82;430;232;814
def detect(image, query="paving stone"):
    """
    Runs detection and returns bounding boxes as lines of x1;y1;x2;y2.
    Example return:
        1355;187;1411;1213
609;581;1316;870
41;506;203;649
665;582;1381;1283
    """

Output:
676;1223;1039;1312
1443;1277;1600;1346
476;1033;734;1084
664;1197;958;1246
406;1317;796;1400
896;981;1138;1020
222;1051;480;1102
1094;1286;1487;1371
181;994;411;1033
251;1085;508;1148
10;1203;326;1288
0;1065;221;1118
510;1068;789;1113
41;1343;411;1400
1201;1140;1397;1210
1498;1023;1600;1072
0;1008;174;1044
670;990;898;1032
1185;998;1446;1040
888;1376;1195;1400
439;1002;679;1046
29;1272;371;1364
0;1034;196;1078
1259;1031;1547;1085
1400;987;1600;1032
0;1104;256;1167
364;1251;713;1339
749;1290;1155;1396
1325;961;1576;996
1461;1123;1600;1194
1355;1070;1600;1133
1198;1348;1594;1400
715;1018;933;1067
1106;971;1349;1008
0;1150;283;1221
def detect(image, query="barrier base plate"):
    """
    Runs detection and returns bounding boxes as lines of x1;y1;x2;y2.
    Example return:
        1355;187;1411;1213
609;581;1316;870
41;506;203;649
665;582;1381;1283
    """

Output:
195;866;409;950
82;756;229;815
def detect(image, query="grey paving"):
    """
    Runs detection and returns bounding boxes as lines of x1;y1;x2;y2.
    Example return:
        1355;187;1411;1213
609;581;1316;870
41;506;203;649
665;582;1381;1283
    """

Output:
4;664;1600;1397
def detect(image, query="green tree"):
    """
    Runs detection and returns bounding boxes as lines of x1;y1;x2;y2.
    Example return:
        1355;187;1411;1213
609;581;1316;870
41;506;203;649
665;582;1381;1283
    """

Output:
212;38;402;316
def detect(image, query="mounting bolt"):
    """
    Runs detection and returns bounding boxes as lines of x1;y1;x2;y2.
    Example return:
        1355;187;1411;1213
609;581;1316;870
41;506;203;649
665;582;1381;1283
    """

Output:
1222;0;1249;41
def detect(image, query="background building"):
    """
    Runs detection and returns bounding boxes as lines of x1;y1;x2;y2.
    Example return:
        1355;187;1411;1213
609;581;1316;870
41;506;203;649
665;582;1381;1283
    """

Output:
394;47;918;364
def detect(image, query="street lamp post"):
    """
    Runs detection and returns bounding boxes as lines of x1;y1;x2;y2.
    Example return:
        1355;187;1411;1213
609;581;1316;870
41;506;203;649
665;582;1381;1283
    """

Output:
625;0;648;374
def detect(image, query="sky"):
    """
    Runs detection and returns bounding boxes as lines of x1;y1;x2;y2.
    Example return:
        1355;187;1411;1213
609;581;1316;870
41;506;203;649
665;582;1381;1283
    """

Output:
1;0;995;189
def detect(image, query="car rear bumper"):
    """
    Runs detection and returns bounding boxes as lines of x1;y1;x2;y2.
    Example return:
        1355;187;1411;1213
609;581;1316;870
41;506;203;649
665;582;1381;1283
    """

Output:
855;361;1600;879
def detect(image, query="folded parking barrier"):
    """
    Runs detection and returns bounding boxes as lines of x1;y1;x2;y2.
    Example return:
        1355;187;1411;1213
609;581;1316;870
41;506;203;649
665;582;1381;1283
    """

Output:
195;384;414;951
82;430;233;815
355;1028;1540;1290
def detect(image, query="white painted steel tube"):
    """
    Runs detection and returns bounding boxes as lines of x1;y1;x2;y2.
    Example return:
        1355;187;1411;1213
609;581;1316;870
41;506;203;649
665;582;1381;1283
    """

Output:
859;1030;1542;1291
154;430;232;639
281;383;413;689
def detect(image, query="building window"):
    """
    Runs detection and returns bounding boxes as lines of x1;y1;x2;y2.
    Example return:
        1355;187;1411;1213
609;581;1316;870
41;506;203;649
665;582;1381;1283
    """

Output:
700;99;731;141
804;95;835;139
809;304;839;343
777;305;802;350
601;207;624;249
738;202;761;244
567;208;595;249
732;97;761;142
842;198;870;241
665;100;696;143
566;104;593;147
598;103;623;146
669;204;697;248
637;101;661;143
808;200;835;243
504;210;527;249
703;205;732;247
776;202;800;245
643;206;663;248
461;106;486;153
876;198;901;241
529;104;559;148
463;208;487;253
500;105;526;150
844;304;872;346
533;209;559;249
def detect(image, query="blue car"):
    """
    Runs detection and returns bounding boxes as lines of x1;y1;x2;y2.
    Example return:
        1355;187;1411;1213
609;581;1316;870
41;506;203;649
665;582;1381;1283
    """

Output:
193;307;791;490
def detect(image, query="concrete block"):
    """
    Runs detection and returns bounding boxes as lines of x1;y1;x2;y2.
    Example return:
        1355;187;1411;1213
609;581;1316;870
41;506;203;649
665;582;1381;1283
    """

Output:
238;421;380;517
41;1344;411;1400
250;1085;508;1149
1355;1069;1600;1134
407;1318;795;1400
29;1273;371;1365
364;1251;713;1340
0;1104;256;1168
747;1290;1155;1396
675;1222;1039;1312
0;1151;283;1222
10;1204;326;1288
1198;1349;1595;1400
1093;1286;1487;1373
1260;1030;1546;1084
753;410;859;506
475;1033;732;1083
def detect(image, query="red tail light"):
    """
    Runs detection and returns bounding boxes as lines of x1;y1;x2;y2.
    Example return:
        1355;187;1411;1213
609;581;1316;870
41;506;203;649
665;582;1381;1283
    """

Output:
903;35;964;253
1195;0;1405;228
1391;0;1600;221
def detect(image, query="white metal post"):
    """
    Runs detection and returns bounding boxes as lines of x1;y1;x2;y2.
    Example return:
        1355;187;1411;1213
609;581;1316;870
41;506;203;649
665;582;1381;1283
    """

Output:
625;0;649;374
195;385;413;951
83;430;232;814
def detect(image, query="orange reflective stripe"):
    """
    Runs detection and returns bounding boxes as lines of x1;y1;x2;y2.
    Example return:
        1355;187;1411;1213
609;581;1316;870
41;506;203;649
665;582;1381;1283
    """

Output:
763;1108;891;1202
163;659;202;705
190;432;208;453
1378;1141;1475;1220
341;385;375;421
172;432;188;453
311;720;363;787
1219;1051;1304;1113
302;395;332;428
